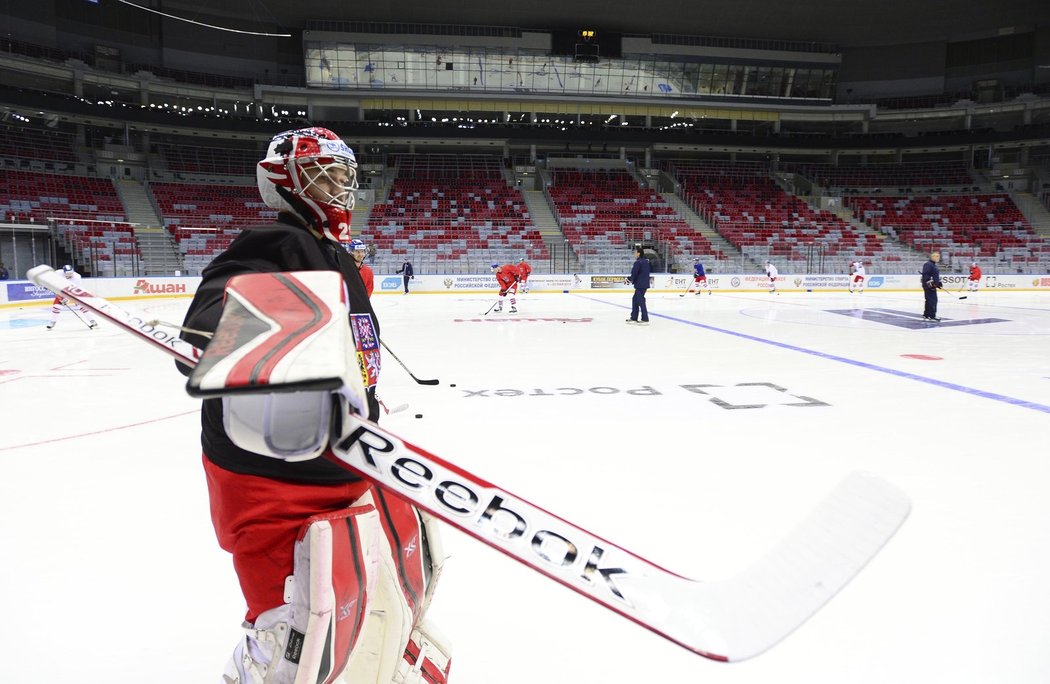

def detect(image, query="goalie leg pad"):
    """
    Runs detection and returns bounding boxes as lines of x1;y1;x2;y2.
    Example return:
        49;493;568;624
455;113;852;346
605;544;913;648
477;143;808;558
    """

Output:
222;487;448;684
224;498;383;684
394;617;453;684
417;512;446;618
336;489;449;684
365;488;449;618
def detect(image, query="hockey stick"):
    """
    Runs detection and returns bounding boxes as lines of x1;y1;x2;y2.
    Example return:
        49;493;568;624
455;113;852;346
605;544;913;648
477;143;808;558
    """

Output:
64;301;96;329
939;287;967;301
27;264;910;663
679;280;694;297
376;393;409;415
688;278;713;296
378;338;440;386
481;298;500;316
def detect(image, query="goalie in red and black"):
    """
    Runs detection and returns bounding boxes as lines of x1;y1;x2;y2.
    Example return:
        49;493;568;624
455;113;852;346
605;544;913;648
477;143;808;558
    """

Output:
491;262;520;313
176;127;450;684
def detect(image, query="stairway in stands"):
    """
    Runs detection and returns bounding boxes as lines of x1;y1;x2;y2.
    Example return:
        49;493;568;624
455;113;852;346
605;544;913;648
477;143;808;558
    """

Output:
521;190;581;272
115;179;182;275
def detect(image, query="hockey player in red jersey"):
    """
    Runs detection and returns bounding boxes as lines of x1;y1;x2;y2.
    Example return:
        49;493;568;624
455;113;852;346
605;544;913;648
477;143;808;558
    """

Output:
349;238;374;297
517;257;532;294
491;262;520;313
967;261;982;292
177;128;449;684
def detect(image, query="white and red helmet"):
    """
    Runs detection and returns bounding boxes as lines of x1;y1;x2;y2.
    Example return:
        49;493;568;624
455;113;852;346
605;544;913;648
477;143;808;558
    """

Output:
257;127;358;244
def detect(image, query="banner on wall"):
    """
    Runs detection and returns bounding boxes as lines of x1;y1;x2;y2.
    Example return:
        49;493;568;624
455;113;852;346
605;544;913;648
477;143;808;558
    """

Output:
0;276;199;305
6;282;54;302
364;272;1050;293
4;272;1050;306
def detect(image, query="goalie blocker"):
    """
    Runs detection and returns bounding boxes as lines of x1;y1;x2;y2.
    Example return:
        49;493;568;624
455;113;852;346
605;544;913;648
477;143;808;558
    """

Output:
192;270;450;684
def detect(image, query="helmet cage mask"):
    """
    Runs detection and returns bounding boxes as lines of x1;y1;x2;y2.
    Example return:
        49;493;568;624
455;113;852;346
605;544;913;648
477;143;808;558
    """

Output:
258;128;359;244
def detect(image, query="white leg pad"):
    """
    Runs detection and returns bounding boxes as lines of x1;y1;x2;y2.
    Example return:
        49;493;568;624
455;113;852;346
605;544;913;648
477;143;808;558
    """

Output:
338;510;447;683
222;496;450;684
393;617;453;684
417;513;446;617
223;497;384;684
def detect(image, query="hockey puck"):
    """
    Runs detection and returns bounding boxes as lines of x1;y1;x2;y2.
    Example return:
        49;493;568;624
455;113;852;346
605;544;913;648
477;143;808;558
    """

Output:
449;383;456;387
415;413;423;419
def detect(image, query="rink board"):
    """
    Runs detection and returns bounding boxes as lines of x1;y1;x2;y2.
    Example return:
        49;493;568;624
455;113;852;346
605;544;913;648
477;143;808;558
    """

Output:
3;272;1050;307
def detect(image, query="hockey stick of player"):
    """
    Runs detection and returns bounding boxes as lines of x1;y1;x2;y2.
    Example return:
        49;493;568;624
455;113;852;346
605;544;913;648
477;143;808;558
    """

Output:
378;338;440;385
938;287;967;301
376;393;409;415
64;301;95;329
27;264;910;663
679;280;694;297
482;286;516;315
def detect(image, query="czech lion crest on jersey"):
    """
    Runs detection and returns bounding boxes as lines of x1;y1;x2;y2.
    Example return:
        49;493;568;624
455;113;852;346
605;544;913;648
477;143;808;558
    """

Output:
350;313;380;387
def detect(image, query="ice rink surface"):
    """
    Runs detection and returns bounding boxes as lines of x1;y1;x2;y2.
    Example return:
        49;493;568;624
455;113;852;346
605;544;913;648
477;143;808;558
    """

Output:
2;286;1049;683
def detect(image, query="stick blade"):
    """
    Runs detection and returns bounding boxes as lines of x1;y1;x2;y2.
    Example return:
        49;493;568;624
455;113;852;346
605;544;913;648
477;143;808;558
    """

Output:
650;472;910;661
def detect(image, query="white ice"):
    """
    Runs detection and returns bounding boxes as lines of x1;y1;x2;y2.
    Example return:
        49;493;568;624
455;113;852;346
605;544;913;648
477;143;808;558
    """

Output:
2;287;1049;683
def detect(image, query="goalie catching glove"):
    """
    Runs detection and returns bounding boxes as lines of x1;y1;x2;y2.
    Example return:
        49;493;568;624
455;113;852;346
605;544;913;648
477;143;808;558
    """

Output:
187;270;380;461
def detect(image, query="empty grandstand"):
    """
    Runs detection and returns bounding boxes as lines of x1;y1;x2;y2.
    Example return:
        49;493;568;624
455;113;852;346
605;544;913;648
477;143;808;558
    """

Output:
362;155;548;273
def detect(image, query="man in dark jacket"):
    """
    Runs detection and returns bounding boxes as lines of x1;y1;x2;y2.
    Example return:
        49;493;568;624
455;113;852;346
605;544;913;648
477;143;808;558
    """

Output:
397;259;414;293
177;128;448;684
921;251;943;321
626;246;651;325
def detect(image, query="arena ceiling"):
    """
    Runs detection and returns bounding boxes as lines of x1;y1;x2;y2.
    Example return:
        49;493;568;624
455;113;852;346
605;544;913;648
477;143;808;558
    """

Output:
162;0;1050;48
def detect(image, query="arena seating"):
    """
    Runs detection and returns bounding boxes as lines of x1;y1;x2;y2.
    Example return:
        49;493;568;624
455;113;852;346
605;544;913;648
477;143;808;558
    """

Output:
0;169;125;224
0;125;78;165
847;193;1050;269
155;143;261;176
546;168;722;273
668;161;921;273
364;155;547;273
55;221;140;276
169;225;243;275
0;169;138;275
150;182;273;273
150;182;273;231
791;162;973;190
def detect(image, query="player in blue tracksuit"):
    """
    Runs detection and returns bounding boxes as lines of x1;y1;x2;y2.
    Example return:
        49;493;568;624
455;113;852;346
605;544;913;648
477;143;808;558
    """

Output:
626;247;651;325
921;251;943;321
688;258;711;295
396;260;414;294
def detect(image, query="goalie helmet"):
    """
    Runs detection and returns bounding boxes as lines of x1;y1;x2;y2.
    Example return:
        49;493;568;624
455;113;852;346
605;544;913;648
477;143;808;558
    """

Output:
62;264;73;276
257;127;358;245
